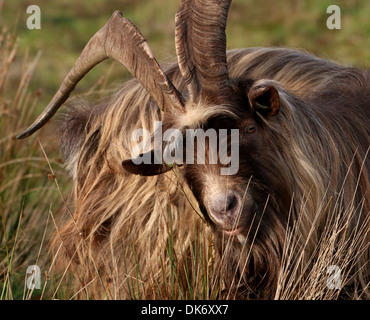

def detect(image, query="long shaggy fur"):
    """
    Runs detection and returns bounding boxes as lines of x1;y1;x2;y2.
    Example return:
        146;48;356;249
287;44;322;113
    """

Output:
54;48;369;299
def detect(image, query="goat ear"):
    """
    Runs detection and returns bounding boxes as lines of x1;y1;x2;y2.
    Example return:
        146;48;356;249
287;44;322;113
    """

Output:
122;150;172;176
248;85;280;117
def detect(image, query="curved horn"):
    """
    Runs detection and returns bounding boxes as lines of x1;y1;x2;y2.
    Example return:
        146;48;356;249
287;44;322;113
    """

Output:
175;0;232;105
17;10;184;140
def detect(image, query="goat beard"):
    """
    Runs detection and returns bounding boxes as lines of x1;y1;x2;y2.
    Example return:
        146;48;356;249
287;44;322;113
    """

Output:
211;204;287;299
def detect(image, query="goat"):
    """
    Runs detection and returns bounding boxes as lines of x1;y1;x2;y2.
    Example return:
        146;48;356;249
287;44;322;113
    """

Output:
18;1;369;299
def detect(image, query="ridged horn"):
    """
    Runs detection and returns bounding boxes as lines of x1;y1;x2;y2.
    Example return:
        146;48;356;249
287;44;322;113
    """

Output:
175;0;232;105
17;10;184;139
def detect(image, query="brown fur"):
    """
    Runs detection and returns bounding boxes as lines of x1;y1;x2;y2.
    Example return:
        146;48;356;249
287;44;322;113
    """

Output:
54;48;369;299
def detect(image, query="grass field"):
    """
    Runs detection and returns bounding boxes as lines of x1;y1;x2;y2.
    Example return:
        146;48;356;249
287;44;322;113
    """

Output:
0;0;369;299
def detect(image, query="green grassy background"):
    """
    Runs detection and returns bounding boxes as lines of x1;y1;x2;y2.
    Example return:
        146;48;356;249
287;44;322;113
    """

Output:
2;0;369;104
0;0;369;299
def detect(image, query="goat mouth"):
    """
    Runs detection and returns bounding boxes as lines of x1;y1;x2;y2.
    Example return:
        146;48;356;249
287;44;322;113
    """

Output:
222;225;243;236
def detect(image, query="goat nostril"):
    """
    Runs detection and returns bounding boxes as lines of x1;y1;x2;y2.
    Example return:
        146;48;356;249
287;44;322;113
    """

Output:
226;194;238;215
209;192;239;218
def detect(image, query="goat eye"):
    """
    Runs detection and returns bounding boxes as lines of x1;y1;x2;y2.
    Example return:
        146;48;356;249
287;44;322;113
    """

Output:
245;124;256;133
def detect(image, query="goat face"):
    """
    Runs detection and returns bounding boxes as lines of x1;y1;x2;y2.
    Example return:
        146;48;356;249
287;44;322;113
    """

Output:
190;81;283;236
184;114;260;236
122;79;285;237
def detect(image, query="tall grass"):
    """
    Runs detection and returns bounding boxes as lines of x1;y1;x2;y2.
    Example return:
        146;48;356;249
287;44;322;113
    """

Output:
0;23;70;299
275;183;369;299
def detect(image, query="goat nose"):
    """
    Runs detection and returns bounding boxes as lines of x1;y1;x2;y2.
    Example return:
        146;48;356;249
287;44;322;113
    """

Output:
209;192;239;220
